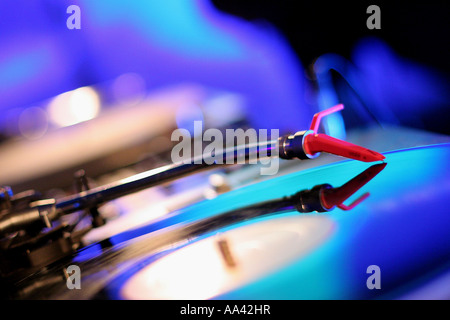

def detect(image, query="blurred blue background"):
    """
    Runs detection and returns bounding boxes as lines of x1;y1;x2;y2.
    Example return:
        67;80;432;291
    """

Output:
0;0;448;141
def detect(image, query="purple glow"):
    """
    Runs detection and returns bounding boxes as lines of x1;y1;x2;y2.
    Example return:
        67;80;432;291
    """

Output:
351;37;450;128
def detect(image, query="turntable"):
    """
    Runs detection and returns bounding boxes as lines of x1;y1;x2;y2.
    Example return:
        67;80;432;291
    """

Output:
1;1;449;303
1;104;449;301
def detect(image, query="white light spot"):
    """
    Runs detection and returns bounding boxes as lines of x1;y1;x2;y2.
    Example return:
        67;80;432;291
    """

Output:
48;87;101;127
